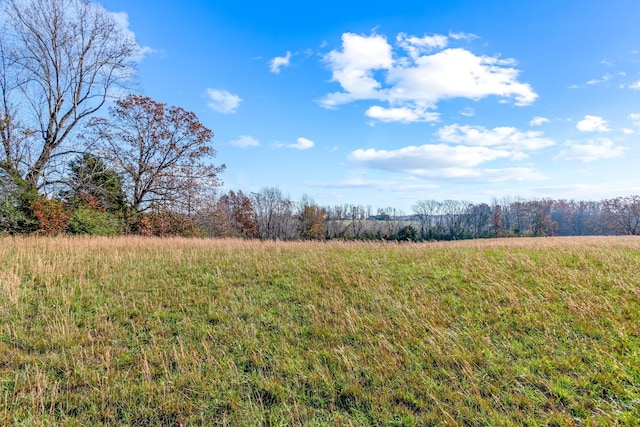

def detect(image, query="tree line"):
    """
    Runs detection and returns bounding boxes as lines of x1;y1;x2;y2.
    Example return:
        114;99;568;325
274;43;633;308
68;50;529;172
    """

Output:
197;191;640;241
2;0;639;241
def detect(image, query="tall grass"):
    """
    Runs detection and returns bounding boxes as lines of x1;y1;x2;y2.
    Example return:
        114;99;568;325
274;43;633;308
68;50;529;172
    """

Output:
0;236;639;425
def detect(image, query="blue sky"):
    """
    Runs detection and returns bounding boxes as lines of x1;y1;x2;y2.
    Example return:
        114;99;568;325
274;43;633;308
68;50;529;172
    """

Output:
102;0;640;212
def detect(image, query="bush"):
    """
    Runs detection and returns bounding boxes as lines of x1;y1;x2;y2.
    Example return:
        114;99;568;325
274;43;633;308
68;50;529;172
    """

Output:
67;205;123;236
133;211;204;237
32;197;69;235
0;196;35;234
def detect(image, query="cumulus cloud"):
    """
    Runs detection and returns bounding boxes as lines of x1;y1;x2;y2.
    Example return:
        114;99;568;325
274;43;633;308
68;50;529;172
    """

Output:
288;137;315;150
629;113;640;126
270;51;292;74
529;116;549;126
206;89;242;113
576;115;610;132
554;138;625;162
229;135;260;148
320;32;537;123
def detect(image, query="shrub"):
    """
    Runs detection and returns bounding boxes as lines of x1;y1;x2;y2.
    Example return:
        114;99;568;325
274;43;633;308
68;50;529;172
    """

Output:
31;197;69;235
67;205;123;236
0;196;35;234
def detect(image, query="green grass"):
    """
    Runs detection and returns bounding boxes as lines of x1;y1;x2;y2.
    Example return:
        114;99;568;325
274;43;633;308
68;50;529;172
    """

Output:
1;236;639;425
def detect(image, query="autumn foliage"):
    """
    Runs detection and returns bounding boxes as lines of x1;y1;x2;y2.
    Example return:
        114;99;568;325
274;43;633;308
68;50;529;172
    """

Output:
84;94;225;214
31;197;69;235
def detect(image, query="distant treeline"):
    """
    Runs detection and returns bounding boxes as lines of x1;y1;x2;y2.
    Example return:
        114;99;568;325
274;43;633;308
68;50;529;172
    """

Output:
3;169;639;240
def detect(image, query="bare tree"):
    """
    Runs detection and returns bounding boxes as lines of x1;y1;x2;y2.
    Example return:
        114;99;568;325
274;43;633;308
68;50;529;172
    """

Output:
599;196;640;235
83;94;225;214
413;199;441;240
0;0;140;190
251;187;296;240
442;199;472;240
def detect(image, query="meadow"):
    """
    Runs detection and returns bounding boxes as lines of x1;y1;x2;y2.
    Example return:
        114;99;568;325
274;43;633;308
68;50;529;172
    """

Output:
0;236;639;425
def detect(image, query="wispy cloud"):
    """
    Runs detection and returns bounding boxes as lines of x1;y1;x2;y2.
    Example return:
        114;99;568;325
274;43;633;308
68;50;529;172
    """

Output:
347;123;552;183
319;31;537;123
309;178;439;192
459;107;475;117
448;31;479;42
206;89;242;113
554;138;625;162
629;81;640;90
586;73;612;85
270;51;292;74
437;124;554;151
229;135;260;148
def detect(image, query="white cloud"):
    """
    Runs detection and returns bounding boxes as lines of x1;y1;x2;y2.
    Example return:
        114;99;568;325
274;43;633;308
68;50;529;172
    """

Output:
366;105;440;123
629;81;640;90
459;107;475;117
348;144;512;170
206;89;242;113
270;51;292;74
346;122;553;183
448;31;479;41
109;11;154;61
322;32;393;106
310;178;439;192
529;116;549;126
396;33;448;59
586;74;612;85
436;124;554;151
554;138;625;162
347;143;543;182
229;135;260;148
411;167;545;182
288;137;315;150
629;113;640;126
576;115;610;132
320;32;537;123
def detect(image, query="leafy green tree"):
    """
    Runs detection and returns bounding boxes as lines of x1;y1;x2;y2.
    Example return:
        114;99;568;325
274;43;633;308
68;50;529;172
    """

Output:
0;169;37;233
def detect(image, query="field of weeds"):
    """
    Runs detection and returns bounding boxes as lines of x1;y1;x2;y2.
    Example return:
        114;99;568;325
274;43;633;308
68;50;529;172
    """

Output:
1;236;639;425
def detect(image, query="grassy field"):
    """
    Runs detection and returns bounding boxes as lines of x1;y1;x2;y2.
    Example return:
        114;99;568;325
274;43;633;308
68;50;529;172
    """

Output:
0;236;639;425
